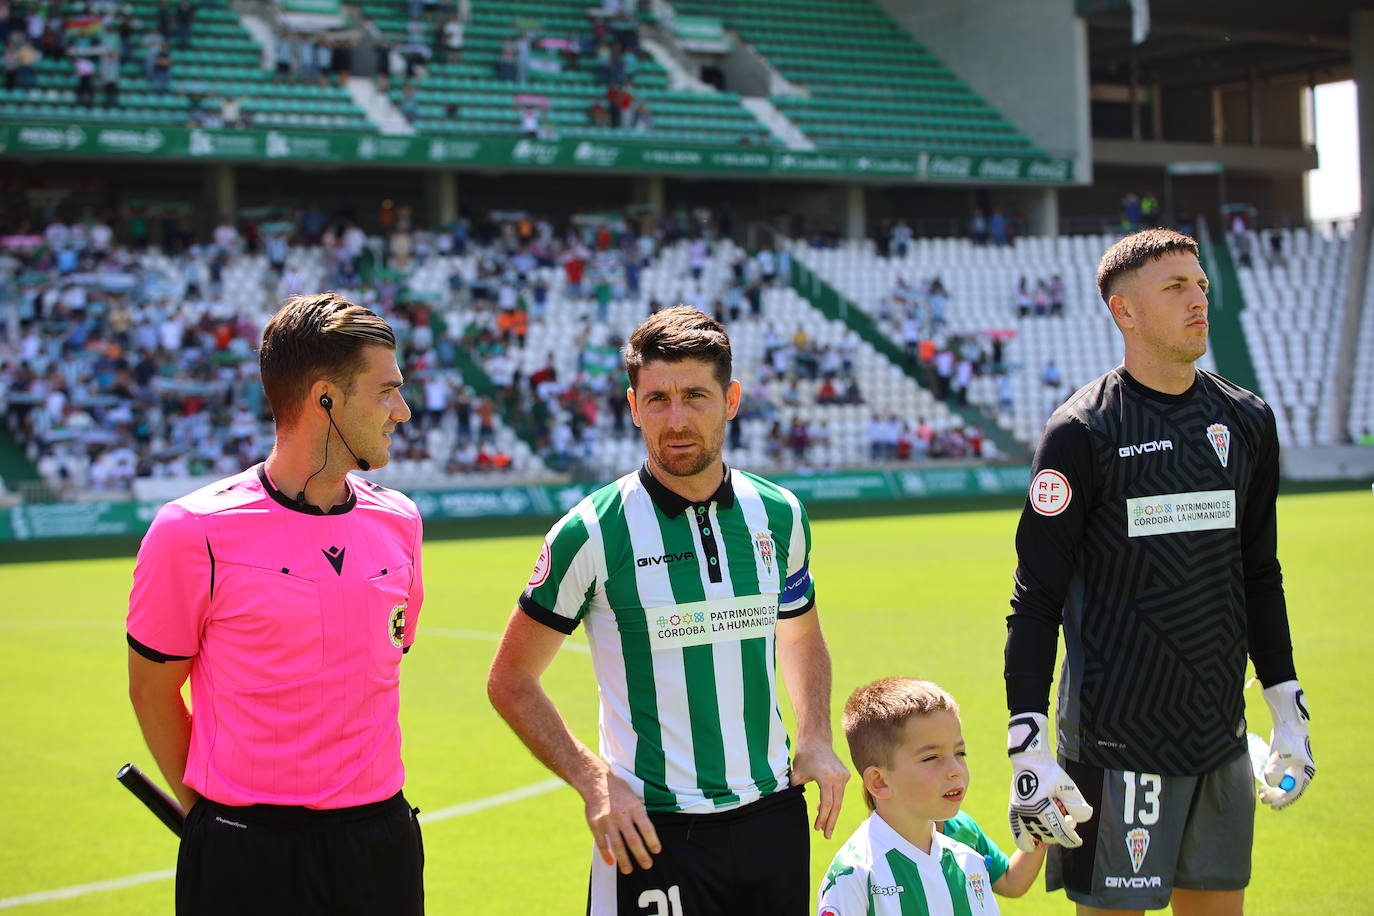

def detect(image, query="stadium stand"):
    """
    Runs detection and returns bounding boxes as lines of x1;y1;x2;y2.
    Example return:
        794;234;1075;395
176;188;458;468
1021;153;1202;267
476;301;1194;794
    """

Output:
1353;245;1374;446
0;210;997;498
675;0;1043;156
1236;224;1351;449
789;235;1221;449
370;0;776;144
368;221;986;481
1;0;372;131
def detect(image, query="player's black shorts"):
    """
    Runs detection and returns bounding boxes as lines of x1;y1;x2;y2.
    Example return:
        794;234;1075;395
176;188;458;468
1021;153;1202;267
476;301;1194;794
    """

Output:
1047;753;1253;910
176;791;424;915
587;785;809;916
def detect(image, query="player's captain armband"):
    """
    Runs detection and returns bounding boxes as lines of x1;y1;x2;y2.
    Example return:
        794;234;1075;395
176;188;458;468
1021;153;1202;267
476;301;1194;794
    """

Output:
780;562;811;604
1029;469;1072;516
527;540;551;588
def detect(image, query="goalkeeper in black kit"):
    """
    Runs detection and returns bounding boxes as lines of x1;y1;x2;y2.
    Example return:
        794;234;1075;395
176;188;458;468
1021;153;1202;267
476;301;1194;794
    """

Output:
1002;229;1313;915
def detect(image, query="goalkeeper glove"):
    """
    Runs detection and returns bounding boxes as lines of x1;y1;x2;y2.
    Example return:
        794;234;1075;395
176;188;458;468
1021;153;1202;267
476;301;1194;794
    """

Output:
1260;680;1313;810
1007;712;1093;852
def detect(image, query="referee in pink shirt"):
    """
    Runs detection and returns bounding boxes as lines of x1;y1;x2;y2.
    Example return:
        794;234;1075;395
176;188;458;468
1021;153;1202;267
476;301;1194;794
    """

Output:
127;293;426;914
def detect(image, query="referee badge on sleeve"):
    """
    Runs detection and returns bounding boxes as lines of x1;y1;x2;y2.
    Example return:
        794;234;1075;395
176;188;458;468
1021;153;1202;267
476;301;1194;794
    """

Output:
1029;468;1071;516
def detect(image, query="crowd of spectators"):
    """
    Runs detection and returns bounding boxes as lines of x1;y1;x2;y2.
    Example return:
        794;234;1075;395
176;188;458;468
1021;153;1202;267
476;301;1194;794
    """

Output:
0;196;1013;497
375;0;658;138
861;208;1033;253
0;204;524;495
274;30;358;86
0;0;175;105
1012;274;1064;318
0;0;267;125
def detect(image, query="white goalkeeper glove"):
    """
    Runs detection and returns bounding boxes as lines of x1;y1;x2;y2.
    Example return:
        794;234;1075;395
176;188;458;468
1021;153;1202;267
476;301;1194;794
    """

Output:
1260;680;1313;810
1007;712;1093;852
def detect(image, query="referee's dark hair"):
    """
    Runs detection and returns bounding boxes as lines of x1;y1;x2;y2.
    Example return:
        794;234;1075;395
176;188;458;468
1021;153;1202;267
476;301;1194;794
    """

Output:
259;292;397;427
842;677;960;811
1096;228;1200;305
624;305;732;391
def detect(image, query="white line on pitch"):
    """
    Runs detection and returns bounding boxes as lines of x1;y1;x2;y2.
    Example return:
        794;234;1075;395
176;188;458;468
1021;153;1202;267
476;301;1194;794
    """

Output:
0;869;177;910
0;779;569;909
418;777;567;823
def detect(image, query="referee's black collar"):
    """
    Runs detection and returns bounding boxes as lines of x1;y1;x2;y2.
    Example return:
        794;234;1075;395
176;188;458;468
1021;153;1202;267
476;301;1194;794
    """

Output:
638;462;735;518
257;463;357;516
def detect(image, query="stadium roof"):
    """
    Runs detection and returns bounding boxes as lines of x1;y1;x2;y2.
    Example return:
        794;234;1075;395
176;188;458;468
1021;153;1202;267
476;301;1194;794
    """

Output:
1084;0;1367;89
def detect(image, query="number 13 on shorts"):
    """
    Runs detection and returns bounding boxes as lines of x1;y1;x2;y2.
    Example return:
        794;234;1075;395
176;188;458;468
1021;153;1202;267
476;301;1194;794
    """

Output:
1122;771;1161;825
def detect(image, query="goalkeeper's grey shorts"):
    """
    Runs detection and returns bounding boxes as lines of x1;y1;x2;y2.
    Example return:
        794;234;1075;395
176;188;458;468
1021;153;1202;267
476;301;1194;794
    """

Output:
1046;751;1253;910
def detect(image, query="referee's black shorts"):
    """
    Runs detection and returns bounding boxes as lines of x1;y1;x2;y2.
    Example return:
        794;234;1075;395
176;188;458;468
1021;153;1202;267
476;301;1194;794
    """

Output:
587;785;809;916
176;791;424;915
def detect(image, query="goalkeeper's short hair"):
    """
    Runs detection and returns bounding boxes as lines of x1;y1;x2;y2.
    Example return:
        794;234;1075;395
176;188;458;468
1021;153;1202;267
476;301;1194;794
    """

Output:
843;677;960;810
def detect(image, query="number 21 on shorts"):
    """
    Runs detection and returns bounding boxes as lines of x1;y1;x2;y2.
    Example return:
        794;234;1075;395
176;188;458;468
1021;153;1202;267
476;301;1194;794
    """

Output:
639;885;683;916
1123;770;1161;825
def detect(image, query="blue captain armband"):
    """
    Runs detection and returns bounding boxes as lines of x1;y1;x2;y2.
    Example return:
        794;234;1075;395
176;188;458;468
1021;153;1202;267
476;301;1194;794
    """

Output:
780;563;811;605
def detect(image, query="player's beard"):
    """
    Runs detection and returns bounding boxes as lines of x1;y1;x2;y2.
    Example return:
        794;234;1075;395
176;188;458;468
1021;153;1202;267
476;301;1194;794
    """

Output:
646;418;725;479
1170;332;1208;364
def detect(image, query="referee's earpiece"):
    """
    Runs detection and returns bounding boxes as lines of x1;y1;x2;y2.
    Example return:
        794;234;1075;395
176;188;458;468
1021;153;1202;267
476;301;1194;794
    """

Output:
320;394;333;411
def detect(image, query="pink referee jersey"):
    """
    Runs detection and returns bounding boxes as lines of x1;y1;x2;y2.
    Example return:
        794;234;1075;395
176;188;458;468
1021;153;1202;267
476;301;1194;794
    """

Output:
127;464;424;809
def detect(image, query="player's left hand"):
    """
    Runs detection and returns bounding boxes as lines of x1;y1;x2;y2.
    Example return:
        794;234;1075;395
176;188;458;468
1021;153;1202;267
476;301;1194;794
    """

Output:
1006;712;1093;852
1261;680;1313;810
790;739;850;839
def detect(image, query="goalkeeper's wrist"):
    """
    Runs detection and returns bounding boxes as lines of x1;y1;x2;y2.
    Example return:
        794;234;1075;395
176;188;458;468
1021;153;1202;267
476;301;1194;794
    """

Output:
1262;679;1306;724
1007;711;1051;758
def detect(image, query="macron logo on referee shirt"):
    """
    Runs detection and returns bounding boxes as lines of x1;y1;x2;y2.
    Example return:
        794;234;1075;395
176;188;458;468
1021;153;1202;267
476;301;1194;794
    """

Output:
322;546;346;576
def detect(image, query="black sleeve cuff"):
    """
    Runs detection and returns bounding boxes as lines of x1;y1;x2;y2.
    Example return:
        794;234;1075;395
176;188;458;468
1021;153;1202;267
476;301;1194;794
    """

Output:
127;633;193;663
778;596;816;620
518;592;579;635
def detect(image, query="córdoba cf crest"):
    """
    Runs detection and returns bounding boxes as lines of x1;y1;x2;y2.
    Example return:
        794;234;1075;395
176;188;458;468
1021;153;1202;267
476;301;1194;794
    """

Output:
1126;827;1150;874
754;533;774;573
1206;423;1230;467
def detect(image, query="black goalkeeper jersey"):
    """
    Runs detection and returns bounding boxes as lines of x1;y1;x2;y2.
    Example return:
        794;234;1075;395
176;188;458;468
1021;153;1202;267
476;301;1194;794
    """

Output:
1005;367;1296;776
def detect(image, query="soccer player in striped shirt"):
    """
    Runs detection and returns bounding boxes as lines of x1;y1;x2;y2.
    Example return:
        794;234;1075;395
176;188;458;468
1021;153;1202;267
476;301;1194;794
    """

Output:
127;294;425;914
818;678;999;915
488;306;850;915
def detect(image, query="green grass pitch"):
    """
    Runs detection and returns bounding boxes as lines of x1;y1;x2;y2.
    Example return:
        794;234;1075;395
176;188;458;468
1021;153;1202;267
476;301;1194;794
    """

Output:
0;489;1368;913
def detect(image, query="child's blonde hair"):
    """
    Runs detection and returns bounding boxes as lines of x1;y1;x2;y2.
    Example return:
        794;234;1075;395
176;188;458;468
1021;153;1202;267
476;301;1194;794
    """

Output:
842;677;960;811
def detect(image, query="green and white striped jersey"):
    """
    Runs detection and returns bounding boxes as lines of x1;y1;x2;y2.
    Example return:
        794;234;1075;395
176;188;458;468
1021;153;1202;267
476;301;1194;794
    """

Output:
520;465;816;814
818;813;999;916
